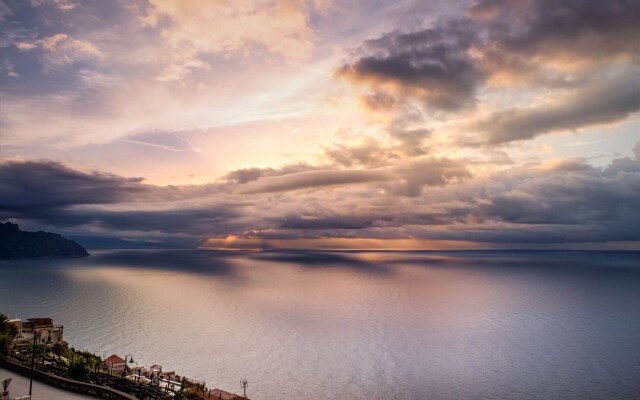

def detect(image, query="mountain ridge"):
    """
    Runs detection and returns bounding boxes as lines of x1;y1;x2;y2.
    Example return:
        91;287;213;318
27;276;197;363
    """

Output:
0;221;89;259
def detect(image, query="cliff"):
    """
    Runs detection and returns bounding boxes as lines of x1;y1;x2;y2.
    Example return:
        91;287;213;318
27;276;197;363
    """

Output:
0;221;89;259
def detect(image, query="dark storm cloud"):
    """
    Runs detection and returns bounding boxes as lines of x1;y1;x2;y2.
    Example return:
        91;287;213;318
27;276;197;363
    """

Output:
439;157;640;242
339;0;640;144
476;73;640;144
0;160;147;209
442;156;638;243
11;207;239;235
469;0;640;63
280;215;379;230
0;160;238;235
337;21;482;111
258;155;640;244
2;155;639;245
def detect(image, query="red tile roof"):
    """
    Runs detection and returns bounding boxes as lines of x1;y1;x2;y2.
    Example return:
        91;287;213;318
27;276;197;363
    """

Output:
207;389;249;400
105;354;125;365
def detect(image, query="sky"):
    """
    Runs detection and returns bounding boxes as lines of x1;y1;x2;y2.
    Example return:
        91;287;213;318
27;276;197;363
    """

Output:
0;0;639;250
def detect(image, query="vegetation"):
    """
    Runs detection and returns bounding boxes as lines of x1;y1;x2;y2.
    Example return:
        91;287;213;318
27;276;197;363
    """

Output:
68;358;88;379
0;313;18;355
0;319;221;399
175;386;206;400
59;347;103;378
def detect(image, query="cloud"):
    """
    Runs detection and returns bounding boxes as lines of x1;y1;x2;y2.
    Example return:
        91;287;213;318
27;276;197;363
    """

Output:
360;91;398;113
238;169;393;194
324;107;432;168
324;137;399;168
470;72;640;144
0;160;239;235
1;1;639;248
31;0;77;11
390;158;471;196
337;21;482;111
0;160;147;209
121;132;201;153
0;0;333;150
0;58;19;78
226;156;471;197
0;0;12;22
386;108;432;156
337;0;640;145
17;33;102;70
234;154;640;244
465;0;640;90
473;161;640;241
2;155;639;245
19;207;239;235
279;215;379;230
469;0;640;68
412;156;640;243
154;49;211;82
223;164;316;184
535;158;592;173
141;0;317;81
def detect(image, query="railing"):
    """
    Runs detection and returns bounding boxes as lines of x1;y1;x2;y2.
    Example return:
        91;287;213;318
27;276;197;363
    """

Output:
0;356;137;400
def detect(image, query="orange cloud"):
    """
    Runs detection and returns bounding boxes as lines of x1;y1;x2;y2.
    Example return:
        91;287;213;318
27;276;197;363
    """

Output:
200;236;486;251
142;0;316;63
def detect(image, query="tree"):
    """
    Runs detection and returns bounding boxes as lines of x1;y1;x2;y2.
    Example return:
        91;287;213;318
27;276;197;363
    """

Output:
52;342;65;355
68;358;88;380
0;313;18;355
178;387;205;400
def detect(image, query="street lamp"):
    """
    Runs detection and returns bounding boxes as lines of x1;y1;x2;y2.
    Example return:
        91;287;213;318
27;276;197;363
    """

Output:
240;377;248;399
122;354;134;378
29;329;52;397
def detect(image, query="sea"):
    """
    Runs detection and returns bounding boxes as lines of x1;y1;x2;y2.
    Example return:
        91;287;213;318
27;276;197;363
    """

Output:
1;249;639;400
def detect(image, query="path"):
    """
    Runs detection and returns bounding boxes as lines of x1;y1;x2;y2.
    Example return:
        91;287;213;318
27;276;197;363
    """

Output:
1;367;94;400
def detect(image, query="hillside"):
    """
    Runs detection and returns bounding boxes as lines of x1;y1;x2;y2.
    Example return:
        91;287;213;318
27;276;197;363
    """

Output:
0;221;89;259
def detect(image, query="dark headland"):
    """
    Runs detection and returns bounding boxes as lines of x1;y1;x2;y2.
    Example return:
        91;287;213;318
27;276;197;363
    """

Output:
0;221;89;259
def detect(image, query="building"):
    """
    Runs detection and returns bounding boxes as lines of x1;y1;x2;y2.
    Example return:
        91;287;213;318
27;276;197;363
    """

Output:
10;317;65;346
148;364;162;375
104;354;126;373
7;319;22;338
21;318;54;333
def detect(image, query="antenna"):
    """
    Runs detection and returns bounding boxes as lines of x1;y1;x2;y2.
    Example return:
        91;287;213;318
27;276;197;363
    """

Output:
240;377;248;398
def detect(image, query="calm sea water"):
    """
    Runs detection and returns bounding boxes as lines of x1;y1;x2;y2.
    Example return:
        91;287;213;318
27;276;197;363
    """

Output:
1;250;639;400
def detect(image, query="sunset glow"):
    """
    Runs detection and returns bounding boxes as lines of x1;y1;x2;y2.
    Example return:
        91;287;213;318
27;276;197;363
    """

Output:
1;0;639;249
